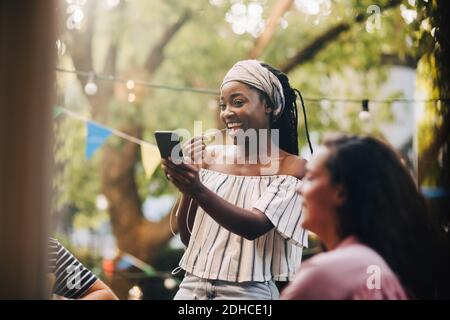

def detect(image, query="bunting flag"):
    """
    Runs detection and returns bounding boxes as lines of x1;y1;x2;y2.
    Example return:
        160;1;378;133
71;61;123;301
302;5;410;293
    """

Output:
141;143;161;179
55;107;163;179
86;122;112;160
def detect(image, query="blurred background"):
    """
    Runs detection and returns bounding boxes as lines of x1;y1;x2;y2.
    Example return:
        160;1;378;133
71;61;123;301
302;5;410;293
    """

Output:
1;0;448;299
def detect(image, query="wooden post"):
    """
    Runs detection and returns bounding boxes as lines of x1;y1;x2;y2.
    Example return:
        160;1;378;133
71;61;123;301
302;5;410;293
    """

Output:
0;0;55;299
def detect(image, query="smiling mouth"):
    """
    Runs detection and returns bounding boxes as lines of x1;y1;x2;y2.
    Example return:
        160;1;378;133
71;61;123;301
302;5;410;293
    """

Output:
226;122;243;129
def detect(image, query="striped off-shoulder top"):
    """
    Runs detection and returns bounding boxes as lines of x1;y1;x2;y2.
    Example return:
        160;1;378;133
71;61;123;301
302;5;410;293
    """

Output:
179;168;308;283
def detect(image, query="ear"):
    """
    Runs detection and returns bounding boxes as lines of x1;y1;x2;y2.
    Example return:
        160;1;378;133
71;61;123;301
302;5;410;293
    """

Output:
263;100;273;115
333;184;346;207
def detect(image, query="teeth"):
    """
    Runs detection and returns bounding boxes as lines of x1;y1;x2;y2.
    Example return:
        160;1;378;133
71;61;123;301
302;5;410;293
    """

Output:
227;122;242;128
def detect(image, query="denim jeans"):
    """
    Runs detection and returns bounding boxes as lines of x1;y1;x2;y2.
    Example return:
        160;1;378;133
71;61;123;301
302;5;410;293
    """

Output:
173;273;280;300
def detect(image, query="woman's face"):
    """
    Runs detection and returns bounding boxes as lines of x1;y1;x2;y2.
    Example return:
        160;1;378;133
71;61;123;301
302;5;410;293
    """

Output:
220;81;271;136
297;147;344;236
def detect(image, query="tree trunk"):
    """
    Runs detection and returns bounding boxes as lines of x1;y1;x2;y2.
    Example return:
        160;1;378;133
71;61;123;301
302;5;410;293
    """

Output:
248;0;294;59
62;2;190;298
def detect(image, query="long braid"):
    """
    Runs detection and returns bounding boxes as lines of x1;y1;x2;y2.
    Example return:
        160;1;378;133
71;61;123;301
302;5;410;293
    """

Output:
260;63;313;156
295;88;313;155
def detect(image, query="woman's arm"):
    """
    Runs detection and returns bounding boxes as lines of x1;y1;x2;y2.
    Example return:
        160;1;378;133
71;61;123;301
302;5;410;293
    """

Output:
176;194;199;246
162;159;273;240
195;184;273;240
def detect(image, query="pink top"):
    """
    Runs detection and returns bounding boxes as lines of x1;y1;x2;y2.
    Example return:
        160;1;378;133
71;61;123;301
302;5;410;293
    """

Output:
281;236;409;300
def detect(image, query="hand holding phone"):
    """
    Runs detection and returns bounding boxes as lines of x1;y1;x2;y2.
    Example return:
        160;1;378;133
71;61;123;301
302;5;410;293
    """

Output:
181;135;208;166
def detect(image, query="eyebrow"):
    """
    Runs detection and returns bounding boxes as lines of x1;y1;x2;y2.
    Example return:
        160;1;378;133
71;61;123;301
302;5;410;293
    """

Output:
220;92;246;100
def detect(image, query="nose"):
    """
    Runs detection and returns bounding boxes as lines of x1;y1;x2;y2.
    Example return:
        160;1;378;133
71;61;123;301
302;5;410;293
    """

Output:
222;107;236;120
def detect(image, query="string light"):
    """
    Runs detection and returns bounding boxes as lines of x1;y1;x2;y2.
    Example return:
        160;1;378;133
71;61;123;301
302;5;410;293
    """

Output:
126;79;136;103
359;99;371;121
126;80;135;90
128;92;136;103
57;67;219;95
57;67;450;103
164;278;178;290
95;194;109;211
84;72;98;96
65;0;87;30
128;285;143;300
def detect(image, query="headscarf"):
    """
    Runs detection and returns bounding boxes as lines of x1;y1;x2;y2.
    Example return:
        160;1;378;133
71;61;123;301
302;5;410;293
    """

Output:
220;60;285;122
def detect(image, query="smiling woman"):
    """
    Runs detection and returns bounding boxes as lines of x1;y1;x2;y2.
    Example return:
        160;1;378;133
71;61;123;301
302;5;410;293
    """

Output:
162;60;309;300
282;134;450;300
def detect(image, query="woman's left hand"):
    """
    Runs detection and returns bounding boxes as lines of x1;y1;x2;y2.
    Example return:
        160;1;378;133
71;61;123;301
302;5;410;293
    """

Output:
161;157;204;197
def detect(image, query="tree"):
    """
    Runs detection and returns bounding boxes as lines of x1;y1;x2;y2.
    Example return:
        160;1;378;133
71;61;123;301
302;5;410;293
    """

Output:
249;0;294;59
278;0;403;73
58;0;191;298
415;0;449;235
55;0;425;299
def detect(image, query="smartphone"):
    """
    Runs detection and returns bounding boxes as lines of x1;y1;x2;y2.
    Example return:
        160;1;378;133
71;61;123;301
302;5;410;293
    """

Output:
154;130;183;160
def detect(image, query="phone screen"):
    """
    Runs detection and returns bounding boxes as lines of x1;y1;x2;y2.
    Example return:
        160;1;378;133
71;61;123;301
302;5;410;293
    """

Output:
154;131;183;160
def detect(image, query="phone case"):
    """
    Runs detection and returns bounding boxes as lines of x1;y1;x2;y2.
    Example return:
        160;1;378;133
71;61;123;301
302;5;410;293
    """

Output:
154;131;183;159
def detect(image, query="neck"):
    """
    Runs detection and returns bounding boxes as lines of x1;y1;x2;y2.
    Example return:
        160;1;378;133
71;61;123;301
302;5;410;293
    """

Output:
319;223;342;251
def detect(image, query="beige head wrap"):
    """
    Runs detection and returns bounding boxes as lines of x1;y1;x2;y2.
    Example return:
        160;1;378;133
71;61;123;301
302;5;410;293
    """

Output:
220;60;285;122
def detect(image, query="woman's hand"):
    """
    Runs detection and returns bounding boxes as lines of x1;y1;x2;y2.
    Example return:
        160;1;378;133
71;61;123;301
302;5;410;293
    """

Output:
181;136;206;169
162;157;204;197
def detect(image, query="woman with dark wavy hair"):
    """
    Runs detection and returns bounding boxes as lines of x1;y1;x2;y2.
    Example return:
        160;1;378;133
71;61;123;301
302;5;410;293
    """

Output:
282;134;449;300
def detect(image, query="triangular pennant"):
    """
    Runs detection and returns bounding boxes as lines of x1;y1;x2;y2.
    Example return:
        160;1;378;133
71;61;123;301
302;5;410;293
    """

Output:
86;122;112;160
116;258;133;271
141;143;161;179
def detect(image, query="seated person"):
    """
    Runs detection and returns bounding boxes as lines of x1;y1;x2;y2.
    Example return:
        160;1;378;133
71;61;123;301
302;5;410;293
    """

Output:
48;237;118;300
282;134;448;300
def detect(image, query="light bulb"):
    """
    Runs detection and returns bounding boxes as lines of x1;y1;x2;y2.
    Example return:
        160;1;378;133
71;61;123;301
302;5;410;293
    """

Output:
164;278;177;290
128;285;143;300
128;93;136;103
126;80;135;90
84;81;98;95
95;194;109;211
359;99;370;121
359;110;371;121
85;73;98;95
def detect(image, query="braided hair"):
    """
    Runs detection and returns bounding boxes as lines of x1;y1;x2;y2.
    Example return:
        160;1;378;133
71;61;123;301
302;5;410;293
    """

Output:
259;63;313;156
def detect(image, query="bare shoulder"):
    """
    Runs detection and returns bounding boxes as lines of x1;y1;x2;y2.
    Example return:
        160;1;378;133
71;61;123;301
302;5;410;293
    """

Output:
279;153;307;180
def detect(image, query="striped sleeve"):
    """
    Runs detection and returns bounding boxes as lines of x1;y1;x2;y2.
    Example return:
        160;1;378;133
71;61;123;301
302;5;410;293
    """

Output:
49;238;98;299
252;177;308;248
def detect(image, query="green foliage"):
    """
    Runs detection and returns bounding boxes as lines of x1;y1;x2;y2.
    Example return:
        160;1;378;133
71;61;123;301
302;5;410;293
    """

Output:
54;116;101;219
54;0;419;226
415;0;449;187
